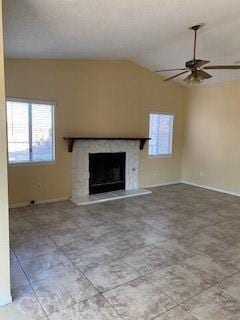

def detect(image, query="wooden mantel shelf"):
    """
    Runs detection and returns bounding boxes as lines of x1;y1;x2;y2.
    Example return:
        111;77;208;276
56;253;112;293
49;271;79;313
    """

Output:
63;137;150;152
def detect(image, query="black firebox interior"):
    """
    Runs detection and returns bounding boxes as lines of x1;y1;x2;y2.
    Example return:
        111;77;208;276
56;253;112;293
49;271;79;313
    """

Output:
89;152;126;195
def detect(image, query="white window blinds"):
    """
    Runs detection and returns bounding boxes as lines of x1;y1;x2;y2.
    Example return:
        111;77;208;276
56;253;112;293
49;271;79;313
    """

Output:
148;113;174;156
7;100;55;164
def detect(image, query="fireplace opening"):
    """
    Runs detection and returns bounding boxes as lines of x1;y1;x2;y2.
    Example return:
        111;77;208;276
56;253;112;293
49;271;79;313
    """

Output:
89;152;126;195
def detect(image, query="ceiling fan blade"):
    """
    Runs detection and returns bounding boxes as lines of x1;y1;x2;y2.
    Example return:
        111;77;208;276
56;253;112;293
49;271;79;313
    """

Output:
204;65;240;70
164;71;189;81
197;69;212;79
195;60;210;68
155;68;187;72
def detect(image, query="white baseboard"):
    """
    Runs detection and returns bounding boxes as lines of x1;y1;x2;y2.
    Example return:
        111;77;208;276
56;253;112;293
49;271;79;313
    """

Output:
142;181;181;188
143;180;240;197
10;202;29;209
182;181;240;197
10;184;182;208
0;294;12;306
10;181;240;209
36;197;69;204
10;197;69;209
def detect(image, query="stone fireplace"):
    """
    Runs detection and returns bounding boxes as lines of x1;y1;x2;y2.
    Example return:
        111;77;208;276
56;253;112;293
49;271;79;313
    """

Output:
71;139;151;205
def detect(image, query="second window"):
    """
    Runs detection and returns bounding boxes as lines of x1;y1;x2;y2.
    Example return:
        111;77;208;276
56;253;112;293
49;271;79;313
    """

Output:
148;113;174;156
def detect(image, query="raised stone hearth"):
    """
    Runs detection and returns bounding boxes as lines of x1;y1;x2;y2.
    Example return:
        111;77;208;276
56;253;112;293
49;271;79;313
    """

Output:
71;139;151;205
72;188;151;206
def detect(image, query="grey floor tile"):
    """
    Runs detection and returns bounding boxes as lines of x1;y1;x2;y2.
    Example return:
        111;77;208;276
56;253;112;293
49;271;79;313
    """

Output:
184;286;240;320
103;231;144;259
117;215;153;231
146;264;210;303
139;228;170;246
205;241;240;270
46;228;86;247
54;231;100;250
36;211;76;225
201;224;238;242
217;207;240;220
11;257;29;289
122;245;177;275
193;210;227;224
85;223;129;239
103;276;176;320
219;272;240;301
181;231;223;252
177;216;213;230
139;212;185;229
48;295;122;320
10;218;34;233
85;258;140;292
31;272;98;315
145;222;186;239
155;305;198;320
13;236;57;262
180;253;238;284
21;250;76;282
10;229;47;247
154;238;200;261
61;243;113;273
0;285;46;320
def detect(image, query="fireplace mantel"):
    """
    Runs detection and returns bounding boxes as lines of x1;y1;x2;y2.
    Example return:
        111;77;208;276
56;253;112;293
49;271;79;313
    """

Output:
63;137;150;152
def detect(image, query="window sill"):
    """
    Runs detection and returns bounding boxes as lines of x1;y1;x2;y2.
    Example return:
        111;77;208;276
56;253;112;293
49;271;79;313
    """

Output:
8;161;56;167
148;154;173;159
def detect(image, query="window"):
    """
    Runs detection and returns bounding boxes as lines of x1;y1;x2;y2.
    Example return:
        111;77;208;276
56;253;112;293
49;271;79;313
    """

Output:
7;99;55;164
148;113;174;156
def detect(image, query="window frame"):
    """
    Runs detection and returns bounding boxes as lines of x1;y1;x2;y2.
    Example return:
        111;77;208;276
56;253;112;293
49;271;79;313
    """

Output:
148;112;174;158
6;97;56;166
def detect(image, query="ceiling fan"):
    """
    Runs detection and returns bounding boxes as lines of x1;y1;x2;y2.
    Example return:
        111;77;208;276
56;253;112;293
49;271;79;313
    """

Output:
155;24;240;84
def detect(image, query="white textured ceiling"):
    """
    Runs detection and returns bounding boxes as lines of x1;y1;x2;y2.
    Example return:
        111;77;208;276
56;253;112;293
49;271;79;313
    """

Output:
3;0;240;84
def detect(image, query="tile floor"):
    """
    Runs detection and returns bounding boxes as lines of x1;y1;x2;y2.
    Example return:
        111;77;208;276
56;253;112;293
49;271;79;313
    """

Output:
2;184;240;320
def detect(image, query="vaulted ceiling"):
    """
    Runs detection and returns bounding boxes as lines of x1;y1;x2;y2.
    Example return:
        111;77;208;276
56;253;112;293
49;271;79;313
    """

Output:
3;0;240;84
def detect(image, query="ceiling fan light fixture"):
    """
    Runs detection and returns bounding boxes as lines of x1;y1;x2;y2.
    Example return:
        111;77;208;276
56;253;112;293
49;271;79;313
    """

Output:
184;72;204;85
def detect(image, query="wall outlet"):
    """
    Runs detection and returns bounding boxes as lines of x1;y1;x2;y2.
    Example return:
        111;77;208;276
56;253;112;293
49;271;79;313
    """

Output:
199;171;204;177
36;182;41;189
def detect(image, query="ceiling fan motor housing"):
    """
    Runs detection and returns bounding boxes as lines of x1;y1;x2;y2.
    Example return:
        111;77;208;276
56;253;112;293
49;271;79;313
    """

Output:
189;24;204;31
185;59;200;69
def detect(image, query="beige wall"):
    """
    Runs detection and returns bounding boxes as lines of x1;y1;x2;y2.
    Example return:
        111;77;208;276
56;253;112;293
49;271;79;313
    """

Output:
183;80;240;194
0;0;11;305
5;59;186;205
